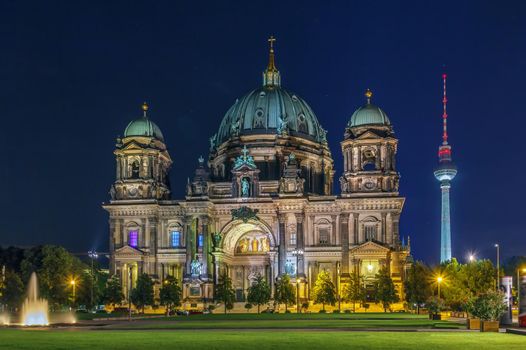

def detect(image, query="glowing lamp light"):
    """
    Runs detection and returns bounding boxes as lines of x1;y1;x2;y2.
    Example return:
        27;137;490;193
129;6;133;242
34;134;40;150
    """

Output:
469;254;475;262
437;276;443;283
367;264;373;272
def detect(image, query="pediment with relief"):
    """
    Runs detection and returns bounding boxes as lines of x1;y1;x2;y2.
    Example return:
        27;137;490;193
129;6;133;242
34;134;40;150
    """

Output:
350;240;390;254
115;245;144;256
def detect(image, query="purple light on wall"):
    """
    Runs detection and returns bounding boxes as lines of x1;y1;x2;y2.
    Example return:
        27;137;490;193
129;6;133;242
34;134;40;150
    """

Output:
129;230;138;247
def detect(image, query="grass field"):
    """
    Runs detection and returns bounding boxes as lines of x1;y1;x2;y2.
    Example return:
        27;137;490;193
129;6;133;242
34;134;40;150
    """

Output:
0;329;524;350
112;313;464;330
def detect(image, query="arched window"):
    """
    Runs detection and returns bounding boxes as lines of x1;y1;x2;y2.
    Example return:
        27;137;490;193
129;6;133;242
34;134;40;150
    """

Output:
171;231;181;247
129;230;138;247
131;161;140;179
364;225;377;241
297;114;308;134
198;233;204;248
253;108;265;128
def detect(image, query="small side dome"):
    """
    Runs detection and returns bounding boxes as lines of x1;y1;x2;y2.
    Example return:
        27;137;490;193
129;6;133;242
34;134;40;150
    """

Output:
124;102;165;142
349;89;390;128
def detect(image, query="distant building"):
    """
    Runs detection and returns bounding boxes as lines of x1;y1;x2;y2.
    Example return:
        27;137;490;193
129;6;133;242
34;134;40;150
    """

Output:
103;38;411;305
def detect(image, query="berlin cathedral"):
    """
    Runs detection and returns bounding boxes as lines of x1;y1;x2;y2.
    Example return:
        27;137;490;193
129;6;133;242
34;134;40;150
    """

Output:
103;38;411;307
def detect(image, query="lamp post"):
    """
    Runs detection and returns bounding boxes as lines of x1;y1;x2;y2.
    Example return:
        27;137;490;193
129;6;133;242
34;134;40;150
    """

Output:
88;250;98;311
292;249;304;313
437;276;443;299
495;244;500;290
468;254;475;263
70;279;76;307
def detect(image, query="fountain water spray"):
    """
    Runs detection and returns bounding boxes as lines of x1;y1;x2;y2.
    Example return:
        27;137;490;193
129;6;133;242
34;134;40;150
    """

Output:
21;272;49;326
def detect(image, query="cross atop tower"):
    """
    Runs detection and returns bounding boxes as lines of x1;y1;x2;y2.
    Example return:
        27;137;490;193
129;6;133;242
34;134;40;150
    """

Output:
268;36;276;52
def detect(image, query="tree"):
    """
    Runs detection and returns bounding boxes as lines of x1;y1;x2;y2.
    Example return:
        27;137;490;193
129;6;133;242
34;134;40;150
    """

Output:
462;259;495;297
404;261;432;313
77;270;103;310
343;273;366;312
103;276;124;310
374;267;399;312
130;273;154;314
440;259;470;311
247;274;271;313
274;274;296;312
312;270;336;311
244;303;253;313
0;270;24;312
20;245;86;310
159;276;182;315
471;290;507;321
214;272;235;314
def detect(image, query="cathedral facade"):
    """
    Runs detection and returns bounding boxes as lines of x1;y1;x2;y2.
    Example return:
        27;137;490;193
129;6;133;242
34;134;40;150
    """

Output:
103;39;411;306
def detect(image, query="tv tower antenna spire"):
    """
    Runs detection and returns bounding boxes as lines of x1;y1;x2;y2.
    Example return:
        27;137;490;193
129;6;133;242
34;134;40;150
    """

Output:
434;70;457;263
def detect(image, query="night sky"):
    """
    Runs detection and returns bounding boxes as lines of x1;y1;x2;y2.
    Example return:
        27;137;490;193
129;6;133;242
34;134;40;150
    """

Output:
1;1;525;264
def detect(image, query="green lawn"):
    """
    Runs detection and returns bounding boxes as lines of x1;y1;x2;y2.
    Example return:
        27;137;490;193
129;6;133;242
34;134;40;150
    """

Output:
116;312;463;330
0;330;523;350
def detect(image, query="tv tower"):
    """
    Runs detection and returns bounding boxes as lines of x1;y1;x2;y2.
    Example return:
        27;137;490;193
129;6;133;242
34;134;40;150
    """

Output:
434;73;457;263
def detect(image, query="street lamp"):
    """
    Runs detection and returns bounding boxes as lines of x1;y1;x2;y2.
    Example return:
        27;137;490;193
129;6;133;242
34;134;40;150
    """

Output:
88;250;99;311
292;249;304;313
437;276;443;299
495;244;500;289
70;279;76;307
468;254;475;263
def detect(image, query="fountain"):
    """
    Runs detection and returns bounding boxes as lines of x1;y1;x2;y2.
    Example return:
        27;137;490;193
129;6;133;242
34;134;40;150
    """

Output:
21;272;49;326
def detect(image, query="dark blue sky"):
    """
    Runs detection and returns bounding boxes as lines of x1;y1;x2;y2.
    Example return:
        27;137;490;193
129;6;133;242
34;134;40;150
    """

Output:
1;1;524;264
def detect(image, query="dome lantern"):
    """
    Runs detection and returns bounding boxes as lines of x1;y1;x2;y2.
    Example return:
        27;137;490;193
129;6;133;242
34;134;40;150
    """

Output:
262;36;281;87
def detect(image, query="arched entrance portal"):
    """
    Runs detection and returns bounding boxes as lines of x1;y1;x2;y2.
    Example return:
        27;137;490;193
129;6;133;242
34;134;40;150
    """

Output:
217;219;277;302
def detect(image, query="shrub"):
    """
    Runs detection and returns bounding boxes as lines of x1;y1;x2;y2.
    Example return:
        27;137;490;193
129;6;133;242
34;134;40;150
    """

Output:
319;309;327;313
426;296;445;315
344;309;352;314
332;310;340;314
285;309;291;313
471;290;506;322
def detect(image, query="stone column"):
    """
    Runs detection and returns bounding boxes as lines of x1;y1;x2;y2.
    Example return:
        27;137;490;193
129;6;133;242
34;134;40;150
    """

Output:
184;217;193;276
381;212;387;243
295;213;306;278
331;215;337;245
278;214;287;275
340;214;350;278
201;216;209;280
354;213;360;244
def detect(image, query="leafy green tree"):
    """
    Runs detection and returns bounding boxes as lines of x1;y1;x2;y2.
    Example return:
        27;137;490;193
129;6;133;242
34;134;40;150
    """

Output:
160;276;182;315
312;270;336;311
274;274;296;312
440;258;469;311
374;267;399;312
131;273;154;314
342;273;366;312
404;261;432;313
20;245;85;309
471;290;507;321
462;259;495;296
103;275;124;310
214;272;235;314
0;270;24;312
244;303;253;312
77;269;104;309
247;274;271;313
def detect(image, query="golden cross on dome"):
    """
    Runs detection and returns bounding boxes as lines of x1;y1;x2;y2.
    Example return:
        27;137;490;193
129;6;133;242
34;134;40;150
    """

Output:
365;89;372;104
268;36;276;52
142;102;149;117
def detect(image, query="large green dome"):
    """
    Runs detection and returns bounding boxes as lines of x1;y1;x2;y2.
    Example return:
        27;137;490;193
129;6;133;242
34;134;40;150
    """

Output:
348;90;390;128
213;86;326;146
124;103;165;142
